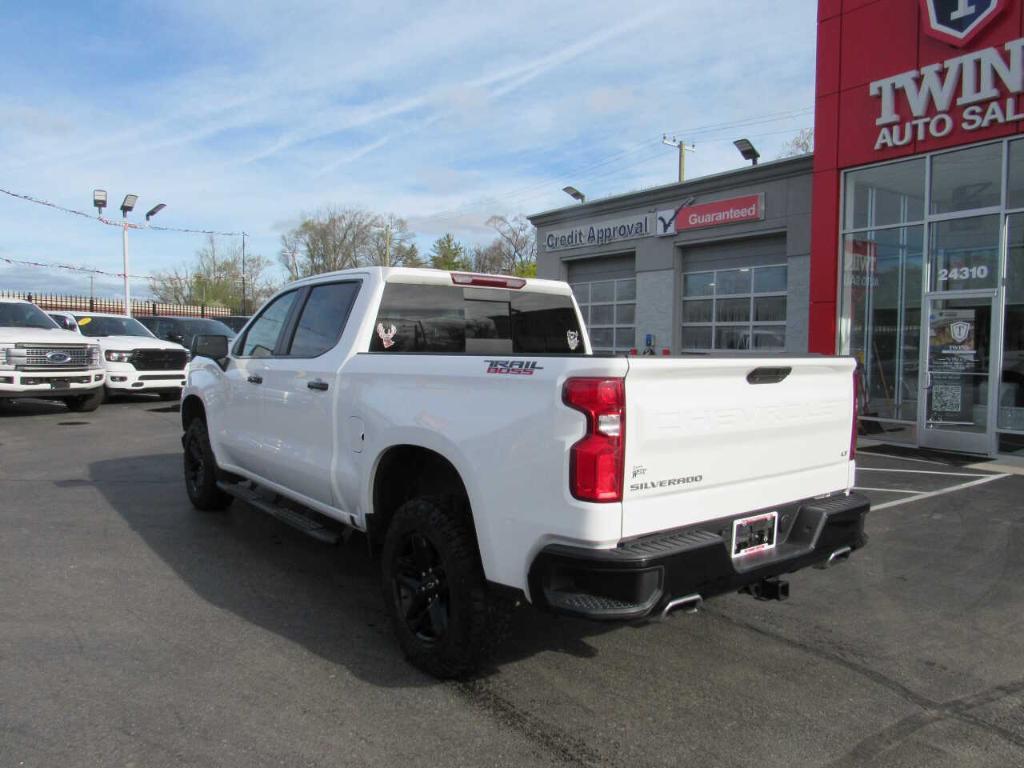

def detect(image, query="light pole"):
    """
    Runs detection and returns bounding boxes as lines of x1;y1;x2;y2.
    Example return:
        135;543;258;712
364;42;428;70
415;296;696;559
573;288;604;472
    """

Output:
119;195;138;316
93;191;166;316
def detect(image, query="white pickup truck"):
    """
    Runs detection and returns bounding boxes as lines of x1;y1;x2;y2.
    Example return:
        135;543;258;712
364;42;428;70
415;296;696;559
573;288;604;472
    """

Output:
50;311;189;401
181;267;868;677
0;298;105;411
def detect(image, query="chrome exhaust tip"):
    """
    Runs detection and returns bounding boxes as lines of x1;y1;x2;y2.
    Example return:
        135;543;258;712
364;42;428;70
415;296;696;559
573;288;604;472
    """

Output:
815;545;853;570
659;593;703;620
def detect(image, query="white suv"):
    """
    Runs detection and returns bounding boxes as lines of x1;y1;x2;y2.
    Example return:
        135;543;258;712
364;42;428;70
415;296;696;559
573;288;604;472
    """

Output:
0;299;105;411
52;311;189;401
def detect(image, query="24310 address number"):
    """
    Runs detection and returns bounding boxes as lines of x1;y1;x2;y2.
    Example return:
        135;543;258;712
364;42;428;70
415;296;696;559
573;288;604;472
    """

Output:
938;265;989;282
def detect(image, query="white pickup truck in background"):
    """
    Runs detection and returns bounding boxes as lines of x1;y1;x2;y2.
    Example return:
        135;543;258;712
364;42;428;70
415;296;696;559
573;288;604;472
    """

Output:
50;311;189;401
181;267;868;677
0;298;105;412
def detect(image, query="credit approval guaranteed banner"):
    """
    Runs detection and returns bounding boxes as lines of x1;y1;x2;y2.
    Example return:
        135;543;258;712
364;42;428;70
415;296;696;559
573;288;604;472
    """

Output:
656;193;764;236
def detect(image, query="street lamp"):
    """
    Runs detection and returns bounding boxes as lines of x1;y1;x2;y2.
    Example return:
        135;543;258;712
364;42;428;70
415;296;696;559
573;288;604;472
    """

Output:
562;185;586;203
93;189;107;216
98;193;165;318
733;138;760;166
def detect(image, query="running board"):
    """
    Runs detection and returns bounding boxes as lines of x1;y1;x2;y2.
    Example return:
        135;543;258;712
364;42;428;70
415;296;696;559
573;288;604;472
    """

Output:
217;482;342;544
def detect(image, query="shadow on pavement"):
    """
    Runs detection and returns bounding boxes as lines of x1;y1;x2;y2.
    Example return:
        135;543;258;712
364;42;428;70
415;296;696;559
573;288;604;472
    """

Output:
0;398;71;417
88;452;615;686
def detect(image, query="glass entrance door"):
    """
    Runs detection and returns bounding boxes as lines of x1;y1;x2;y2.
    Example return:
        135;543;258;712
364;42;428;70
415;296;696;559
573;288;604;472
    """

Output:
919;294;996;454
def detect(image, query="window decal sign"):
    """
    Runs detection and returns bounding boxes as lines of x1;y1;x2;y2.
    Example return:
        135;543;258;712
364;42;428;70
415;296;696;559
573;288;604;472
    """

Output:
376;322;397;349
567;330;579;351
920;0;1007;48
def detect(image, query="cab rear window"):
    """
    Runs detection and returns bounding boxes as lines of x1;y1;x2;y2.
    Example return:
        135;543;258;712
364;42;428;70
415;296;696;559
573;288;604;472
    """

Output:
370;283;584;354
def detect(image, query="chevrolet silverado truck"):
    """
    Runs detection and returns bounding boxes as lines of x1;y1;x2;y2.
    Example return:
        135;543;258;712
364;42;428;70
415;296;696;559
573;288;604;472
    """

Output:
0;298;105;411
52;311;189;401
180;267;868;677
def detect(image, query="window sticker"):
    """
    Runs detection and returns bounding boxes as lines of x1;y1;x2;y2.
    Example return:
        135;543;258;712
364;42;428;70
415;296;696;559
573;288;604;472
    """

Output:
376;322;397;349
567;330;579;351
78;317;92;326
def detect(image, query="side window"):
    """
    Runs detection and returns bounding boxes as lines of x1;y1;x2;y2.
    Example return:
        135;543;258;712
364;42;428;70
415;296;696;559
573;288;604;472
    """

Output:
288;282;361;358
511;292;585;353
370;284;465;352
239;291;298;357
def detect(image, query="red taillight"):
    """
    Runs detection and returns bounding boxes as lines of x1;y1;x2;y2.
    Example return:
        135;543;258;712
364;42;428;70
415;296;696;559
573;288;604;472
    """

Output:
563;377;625;502
450;272;526;289
851;368;860;460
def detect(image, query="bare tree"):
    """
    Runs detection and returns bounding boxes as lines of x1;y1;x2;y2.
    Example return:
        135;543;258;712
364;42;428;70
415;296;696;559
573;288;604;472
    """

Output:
470;241;505;274
149;235;274;309
485;215;537;276
367;213;416;267
278;207;376;279
778;127;814;158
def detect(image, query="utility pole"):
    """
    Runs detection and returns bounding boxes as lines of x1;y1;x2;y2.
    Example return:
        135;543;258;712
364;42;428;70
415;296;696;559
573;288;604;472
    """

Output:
662;135;696;182
89;275;94;300
241;231;247;315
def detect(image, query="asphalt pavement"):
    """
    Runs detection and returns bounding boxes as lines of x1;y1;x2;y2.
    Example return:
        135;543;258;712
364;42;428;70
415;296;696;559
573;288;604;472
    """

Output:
1;397;1022;768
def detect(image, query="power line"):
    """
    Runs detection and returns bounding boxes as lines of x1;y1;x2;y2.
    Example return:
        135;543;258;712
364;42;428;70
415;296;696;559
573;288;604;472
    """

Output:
0;187;243;236
422;108;814;225
0;254;156;281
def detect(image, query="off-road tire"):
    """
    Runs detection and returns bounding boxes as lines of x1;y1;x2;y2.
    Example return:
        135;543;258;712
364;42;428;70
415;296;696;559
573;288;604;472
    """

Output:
64;390;104;412
183;418;233;511
381;496;511;679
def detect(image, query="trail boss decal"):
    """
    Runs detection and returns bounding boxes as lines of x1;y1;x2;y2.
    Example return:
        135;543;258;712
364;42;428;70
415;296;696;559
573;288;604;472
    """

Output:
630;474;703;492
485;360;544;375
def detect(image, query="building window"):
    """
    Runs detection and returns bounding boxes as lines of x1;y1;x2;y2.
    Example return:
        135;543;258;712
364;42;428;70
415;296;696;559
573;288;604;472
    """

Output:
571;278;635;353
680;265;787;351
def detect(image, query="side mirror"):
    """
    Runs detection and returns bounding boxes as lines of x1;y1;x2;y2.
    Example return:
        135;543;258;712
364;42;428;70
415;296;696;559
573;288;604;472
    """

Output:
192;334;229;368
167;332;185;344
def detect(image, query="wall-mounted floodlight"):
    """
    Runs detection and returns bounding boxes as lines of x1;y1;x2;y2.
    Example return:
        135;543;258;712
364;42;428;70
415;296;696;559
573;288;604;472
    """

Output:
93;189;107;214
733;138;760;166
145;203;166;222
562;185;586;203
120;194;138;216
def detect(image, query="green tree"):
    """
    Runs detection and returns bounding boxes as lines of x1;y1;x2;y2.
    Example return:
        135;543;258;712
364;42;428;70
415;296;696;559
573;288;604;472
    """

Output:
429;233;471;270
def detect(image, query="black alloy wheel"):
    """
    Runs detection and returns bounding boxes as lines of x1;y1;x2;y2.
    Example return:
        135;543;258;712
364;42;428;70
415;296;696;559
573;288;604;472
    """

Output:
393;532;450;643
182;419;232;511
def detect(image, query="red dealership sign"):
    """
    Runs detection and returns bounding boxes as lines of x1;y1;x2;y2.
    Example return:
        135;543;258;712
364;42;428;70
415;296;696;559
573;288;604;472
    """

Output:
656;194;764;236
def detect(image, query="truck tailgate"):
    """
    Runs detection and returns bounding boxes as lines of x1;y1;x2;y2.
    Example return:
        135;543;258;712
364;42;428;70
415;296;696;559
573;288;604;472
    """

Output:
621;356;855;539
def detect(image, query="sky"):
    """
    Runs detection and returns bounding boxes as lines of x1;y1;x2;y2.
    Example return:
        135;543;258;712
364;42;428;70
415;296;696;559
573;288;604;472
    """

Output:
0;0;817;299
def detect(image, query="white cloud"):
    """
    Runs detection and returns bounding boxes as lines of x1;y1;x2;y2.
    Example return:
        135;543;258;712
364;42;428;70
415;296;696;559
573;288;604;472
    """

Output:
0;0;818;293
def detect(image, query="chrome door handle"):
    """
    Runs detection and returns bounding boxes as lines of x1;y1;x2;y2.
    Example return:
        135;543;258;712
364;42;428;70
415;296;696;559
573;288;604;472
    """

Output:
307;379;329;391
247;375;263;384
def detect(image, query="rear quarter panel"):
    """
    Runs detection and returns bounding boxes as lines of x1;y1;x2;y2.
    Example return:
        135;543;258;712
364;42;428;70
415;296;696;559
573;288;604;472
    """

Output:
341;352;628;591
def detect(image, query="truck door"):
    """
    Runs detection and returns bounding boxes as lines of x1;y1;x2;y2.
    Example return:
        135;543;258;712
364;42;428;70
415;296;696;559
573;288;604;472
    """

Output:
258;280;361;507
220;290;301;474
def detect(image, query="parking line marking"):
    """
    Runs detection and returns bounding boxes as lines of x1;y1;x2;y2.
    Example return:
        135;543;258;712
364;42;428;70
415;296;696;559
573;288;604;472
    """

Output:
871;473;1009;511
854;487;926;494
857;468;992;478
857;452;951;466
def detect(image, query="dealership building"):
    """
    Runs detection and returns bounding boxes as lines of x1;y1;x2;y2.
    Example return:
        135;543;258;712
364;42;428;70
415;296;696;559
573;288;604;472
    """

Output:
531;0;1024;457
